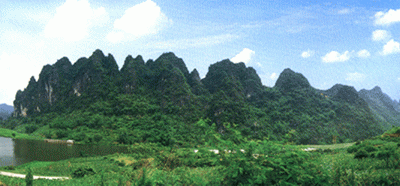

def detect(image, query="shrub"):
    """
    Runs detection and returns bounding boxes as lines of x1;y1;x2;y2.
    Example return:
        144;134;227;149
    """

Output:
25;125;38;134
93;134;103;142
72;167;96;178
72;132;87;142
25;168;33;186
354;149;369;159
56;130;68;139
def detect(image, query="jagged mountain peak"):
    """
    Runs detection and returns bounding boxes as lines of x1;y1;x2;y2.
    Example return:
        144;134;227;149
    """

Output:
332;85;366;106
202;58;262;96
54;57;72;69
90;49;106;59
121;55;145;73
371;86;383;94
190;68;201;82
274;68;311;91
153;52;189;75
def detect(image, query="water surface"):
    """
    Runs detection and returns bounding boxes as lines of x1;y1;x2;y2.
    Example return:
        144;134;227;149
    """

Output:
0;137;128;167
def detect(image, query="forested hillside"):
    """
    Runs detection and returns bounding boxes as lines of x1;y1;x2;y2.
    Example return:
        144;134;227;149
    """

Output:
4;49;398;145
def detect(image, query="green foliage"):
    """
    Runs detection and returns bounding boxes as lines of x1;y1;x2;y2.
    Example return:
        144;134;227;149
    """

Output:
25;125;38;134
72;167;96;178
25;168;33;186
354;149;368;159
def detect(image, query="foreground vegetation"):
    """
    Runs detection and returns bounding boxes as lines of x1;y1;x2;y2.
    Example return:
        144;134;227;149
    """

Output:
1;127;400;185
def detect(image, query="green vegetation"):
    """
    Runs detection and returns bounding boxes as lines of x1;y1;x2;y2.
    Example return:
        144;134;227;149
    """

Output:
0;127;43;140
1;50;399;184
1;128;400;185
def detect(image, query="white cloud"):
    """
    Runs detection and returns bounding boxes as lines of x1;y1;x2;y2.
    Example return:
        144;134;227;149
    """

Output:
372;30;391;41
270;73;278;80
107;0;172;43
381;39;400;55
374;9;400;26
44;0;108;42
0;52;40;105
321;51;350;63
357;49;370;58
231;48;255;64
346;72;366;82
338;8;352;15
301;49;314;58
149;34;238;49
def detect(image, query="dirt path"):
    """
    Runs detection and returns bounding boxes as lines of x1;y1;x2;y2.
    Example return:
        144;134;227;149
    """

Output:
0;171;70;180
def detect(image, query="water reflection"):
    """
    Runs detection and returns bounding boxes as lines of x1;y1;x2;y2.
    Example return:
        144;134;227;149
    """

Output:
0;137;129;167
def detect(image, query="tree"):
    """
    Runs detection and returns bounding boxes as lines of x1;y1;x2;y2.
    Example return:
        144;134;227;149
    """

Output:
25;168;33;186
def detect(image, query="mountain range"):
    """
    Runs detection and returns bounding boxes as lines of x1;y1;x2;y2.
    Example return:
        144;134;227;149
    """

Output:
0;103;13;120
8;49;400;144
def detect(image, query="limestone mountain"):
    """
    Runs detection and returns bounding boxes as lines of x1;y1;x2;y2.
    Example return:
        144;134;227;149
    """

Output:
359;86;400;127
274;68;311;92
202;59;262;98
8;49;397;144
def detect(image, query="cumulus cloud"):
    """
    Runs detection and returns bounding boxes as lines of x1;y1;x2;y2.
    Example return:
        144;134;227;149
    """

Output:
321;51;350;63
346;72;366;82
357;49;370;58
372;30;391;41
381;39;400;55
44;0;108;42
231;48;255;64
107;0;172;43
0;52;39;105
301;49;314;58
374;9;400;26
270;73;279;80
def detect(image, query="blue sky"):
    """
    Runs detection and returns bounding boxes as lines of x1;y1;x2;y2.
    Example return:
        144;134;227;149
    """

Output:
1;0;399;105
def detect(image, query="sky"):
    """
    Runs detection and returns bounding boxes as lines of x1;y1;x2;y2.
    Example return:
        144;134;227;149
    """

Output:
0;0;400;105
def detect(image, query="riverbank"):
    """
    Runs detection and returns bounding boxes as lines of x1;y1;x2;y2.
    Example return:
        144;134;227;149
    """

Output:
0;128;43;140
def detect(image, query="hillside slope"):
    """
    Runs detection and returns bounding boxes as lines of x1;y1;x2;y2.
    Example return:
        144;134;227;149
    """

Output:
6;49;395;145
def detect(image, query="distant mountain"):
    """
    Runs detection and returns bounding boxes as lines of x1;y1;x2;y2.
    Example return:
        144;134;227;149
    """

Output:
8;49;396;144
359;86;400;128
0;103;13;119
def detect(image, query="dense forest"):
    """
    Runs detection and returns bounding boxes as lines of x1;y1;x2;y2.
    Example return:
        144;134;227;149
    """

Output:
3;49;400;146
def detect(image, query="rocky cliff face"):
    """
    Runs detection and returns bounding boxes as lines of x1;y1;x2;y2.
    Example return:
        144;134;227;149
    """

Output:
13;50;211;117
14;50;120;116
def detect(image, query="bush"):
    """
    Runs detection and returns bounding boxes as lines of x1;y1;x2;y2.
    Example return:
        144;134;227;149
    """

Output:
56;130;68;139
25;125;38;134
93;134;103;142
72;132;87;142
72;167;96;178
354;149;369;159
25;168;33;186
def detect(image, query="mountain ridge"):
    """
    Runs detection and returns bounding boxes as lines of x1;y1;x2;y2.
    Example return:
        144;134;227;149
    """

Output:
7;49;397;144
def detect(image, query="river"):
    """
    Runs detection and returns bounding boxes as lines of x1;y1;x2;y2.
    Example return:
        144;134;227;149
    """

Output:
0;137;129;167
